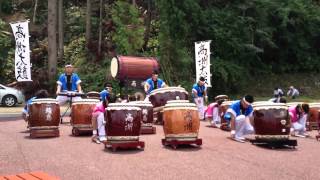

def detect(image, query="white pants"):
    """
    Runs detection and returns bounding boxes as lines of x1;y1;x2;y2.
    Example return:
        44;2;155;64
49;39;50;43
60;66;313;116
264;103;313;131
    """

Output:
211;108;221;124
195;97;204;119
144;95;150;102
94;112;106;140
292;114;307;134
235;115;254;138
56;95;82;105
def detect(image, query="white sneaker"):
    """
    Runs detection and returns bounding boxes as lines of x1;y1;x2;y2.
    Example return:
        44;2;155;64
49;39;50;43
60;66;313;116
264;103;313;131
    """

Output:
99;136;107;142
232;137;245;143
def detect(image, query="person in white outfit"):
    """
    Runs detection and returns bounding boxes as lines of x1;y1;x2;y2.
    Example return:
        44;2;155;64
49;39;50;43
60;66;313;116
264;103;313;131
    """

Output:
287;86;299;99
192;77;207;120
226;95;255;143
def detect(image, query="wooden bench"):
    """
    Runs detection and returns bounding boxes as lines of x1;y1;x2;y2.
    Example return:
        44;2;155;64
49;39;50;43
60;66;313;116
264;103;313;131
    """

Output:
0;171;60;180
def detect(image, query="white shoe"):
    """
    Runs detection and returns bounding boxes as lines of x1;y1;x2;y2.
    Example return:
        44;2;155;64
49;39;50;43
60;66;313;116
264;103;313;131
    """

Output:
232;137;245;143
99;136;107;142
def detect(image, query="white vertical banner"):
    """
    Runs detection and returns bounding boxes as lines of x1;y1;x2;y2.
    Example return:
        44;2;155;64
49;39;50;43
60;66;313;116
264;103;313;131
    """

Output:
10;20;32;81
195;40;211;87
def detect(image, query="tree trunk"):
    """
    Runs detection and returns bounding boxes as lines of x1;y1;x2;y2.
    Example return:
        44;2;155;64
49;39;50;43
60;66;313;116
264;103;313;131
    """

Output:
58;0;64;63
132;0;136;6
85;0;91;48
32;0;38;23
98;0;103;56
143;0;152;50
48;0;58;82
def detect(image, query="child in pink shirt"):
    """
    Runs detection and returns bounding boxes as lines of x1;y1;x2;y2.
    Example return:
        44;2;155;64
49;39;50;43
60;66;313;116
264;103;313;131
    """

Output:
288;104;309;137
204;99;224;127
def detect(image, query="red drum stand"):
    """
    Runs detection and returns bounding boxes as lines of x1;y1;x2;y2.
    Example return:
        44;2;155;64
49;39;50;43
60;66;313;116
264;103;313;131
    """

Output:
249;138;297;149
161;138;202;150
104;141;145;152
30;127;60;138
140;126;156;134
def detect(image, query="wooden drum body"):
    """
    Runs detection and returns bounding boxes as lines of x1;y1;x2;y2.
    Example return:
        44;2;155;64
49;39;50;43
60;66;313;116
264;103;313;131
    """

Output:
106;103;142;142
149;87;189;108
163;102;200;141
307;103;320;130
219;101;233;130
253;103;290;139
129;101;153;125
29;98;60;137
71;99;99;130
110;56;159;80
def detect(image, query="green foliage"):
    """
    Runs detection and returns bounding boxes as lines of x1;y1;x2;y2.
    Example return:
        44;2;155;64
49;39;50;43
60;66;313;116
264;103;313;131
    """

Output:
111;1;144;55
157;0;320;97
64;6;86;42
0;18;15;83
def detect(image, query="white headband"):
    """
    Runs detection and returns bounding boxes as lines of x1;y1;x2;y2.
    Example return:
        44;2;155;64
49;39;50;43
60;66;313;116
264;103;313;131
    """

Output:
243;97;251;105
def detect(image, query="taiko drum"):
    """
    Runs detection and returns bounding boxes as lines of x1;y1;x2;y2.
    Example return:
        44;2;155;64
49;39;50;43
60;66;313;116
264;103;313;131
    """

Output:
149;87;189;108
163;102;200;141
110;56;159;81
106;103;142;141
29;98;60;127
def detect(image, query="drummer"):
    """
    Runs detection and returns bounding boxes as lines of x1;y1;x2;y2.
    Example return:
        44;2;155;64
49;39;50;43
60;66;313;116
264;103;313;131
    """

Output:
192;77;208;120
226;95;255;143
55;63;82;105
289;103;309;137
22;89;49;124
144;70;167;98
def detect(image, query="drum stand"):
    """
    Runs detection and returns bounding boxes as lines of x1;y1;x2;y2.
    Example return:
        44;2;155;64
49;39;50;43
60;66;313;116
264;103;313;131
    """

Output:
104;141;145;152
60;96;73;124
140;125;156;134
249;138;297;149
162;138;202;150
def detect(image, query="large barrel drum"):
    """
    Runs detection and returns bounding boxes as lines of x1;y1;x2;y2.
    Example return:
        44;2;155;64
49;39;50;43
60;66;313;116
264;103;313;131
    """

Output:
106;103;142;141
163;102;200;141
29;98;60;127
253;103;290;139
149;87;189;108
71;99;99;127
110;56;159;80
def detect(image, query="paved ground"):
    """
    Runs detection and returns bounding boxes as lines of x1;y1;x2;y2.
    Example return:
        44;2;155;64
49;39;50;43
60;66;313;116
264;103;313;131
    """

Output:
1;116;320;180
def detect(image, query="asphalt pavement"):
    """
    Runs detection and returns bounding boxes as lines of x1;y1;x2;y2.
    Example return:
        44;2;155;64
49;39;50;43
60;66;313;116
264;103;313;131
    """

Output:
1;117;320;180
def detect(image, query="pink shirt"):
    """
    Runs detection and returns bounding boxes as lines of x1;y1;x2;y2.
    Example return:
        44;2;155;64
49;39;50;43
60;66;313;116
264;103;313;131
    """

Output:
93;102;105;114
288;106;298;123
204;103;218;118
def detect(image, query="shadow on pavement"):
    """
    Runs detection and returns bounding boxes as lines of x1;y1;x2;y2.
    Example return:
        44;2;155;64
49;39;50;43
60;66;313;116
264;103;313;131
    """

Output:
162;144;202;152
103;147;144;154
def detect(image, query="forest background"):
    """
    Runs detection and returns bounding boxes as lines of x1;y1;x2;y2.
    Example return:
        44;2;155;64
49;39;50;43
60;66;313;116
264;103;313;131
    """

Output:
1;0;320;101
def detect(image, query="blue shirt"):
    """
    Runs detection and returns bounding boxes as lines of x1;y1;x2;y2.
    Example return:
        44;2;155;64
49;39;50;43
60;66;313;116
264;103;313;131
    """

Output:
227;100;253;117
192;83;206;98
146;78;165;94
23;96;36;113
100;89;110;101
57;73;81;91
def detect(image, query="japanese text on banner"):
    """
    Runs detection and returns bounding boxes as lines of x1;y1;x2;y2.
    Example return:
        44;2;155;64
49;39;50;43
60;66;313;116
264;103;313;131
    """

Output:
10;21;32;81
195;40;211;87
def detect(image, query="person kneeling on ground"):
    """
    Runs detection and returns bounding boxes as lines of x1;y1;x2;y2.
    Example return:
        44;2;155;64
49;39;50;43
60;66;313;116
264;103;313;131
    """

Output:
289;103;309;137
226;95;255;143
204;99;225;128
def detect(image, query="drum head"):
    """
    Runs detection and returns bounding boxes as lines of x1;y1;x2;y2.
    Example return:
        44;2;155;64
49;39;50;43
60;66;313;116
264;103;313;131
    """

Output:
110;57;118;78
31;98;58;104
